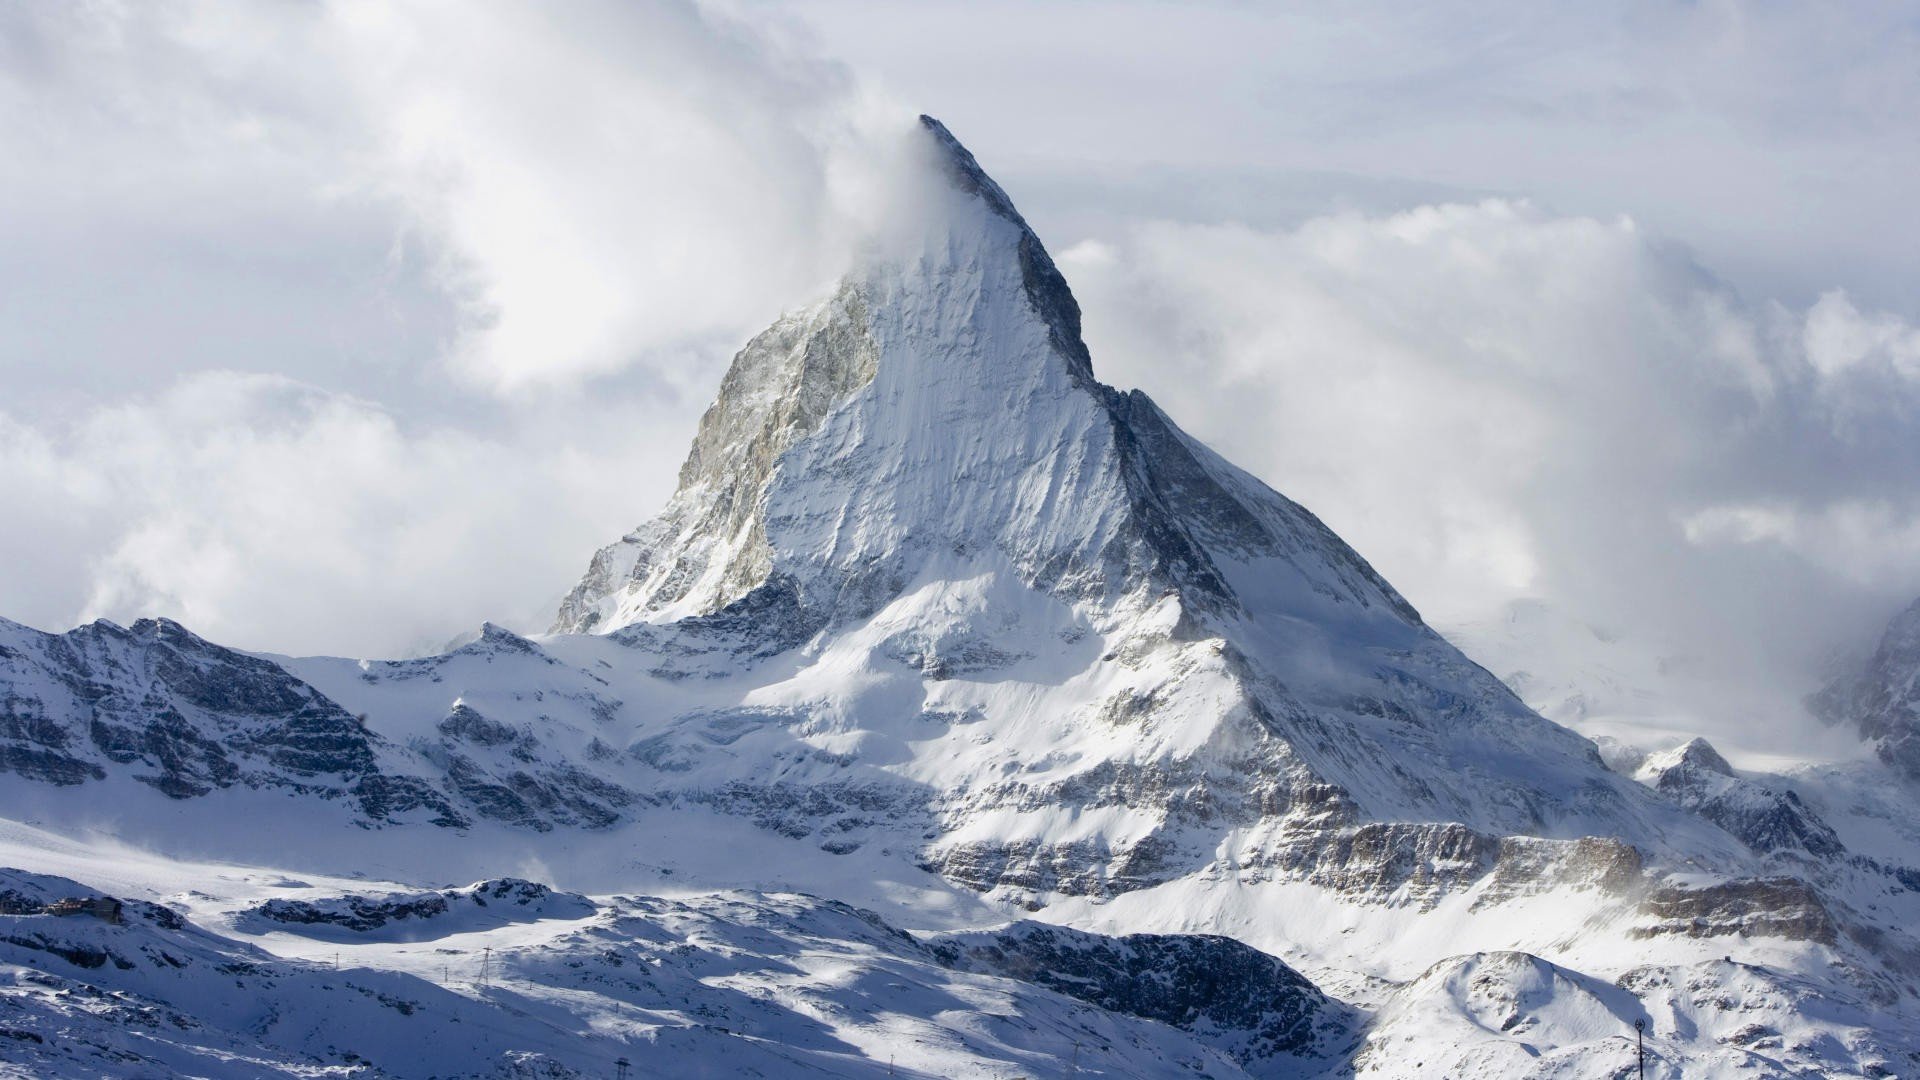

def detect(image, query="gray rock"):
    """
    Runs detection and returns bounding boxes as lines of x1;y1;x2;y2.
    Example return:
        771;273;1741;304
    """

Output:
1812;597;1920;781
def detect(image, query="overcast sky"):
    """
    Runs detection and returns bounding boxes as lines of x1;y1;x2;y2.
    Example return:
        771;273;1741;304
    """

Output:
4;2;1919;741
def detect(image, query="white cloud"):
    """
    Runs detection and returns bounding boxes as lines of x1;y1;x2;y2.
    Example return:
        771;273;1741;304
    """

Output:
0;0;916;404
1061;201;1920;706
325;0;913;392
1803;289;1920;379
0;371;693;656
1682;499;1920;592
756;0;1920;316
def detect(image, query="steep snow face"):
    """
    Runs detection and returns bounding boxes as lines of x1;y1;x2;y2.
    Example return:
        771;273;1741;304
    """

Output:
547;116;1707;874
556;116;1416;643
1634;738;1845;860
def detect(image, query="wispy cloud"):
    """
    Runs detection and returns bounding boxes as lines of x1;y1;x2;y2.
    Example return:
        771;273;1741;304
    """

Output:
1062;202;1920;718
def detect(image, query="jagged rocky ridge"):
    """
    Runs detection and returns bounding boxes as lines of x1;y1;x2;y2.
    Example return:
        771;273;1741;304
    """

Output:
0;617;634;831
3;116;1919;1077
929;920;1360;1069
1813;595;1920;781
1631;738;1845;860
237;878;596;938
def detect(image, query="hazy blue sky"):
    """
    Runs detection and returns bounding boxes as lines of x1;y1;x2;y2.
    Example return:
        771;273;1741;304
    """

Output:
3;0;1918;733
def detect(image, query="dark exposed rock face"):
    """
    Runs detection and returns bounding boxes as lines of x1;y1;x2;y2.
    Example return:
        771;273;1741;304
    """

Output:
349;773;468;828
1635;877;1838;945
0;616;648;832
437;703;519;747
1812;597;1920;781
241;878;595;935
252;891;452;933
928;837;1175;900
930;819;1645;916
0;617;461;823
438;756;632;832
929;920;1358;1070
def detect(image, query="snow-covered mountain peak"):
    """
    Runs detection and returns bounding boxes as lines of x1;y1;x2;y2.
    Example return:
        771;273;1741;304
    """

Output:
914;113;1096;380
553;116;1425;650
6;116;1920;1078
1640;737;1736;781
551;115;1107;635
538;118;1724;869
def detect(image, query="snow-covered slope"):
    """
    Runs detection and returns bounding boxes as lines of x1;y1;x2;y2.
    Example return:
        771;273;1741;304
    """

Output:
1353;949;1908;1078
547;117;1728;890
3;864;1331;1078
4;116;1920;1077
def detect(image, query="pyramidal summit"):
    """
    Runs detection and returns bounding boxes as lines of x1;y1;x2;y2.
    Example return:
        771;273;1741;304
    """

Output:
2;117;1917;1079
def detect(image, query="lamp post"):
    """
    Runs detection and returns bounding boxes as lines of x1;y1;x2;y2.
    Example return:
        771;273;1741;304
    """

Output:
1634;1018;1646;1079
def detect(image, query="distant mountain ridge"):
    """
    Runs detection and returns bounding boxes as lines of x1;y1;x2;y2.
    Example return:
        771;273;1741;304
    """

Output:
1813;595;1920;780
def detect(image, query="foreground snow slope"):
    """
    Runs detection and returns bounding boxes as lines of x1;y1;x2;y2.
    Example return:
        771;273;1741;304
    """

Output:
3;862;1338;1079
4;117;1920;1077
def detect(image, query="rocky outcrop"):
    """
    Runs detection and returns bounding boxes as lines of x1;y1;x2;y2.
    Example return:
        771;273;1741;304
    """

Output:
437;703;520;747
240;878;595;936
930;920;1359;1070
552;285;879;634
0;616;654;832
0;617;462;824
1634;877;1838;944
1812;597;1920;781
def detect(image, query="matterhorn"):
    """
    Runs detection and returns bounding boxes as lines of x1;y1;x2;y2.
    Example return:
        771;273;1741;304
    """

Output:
1;117;1915;1079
